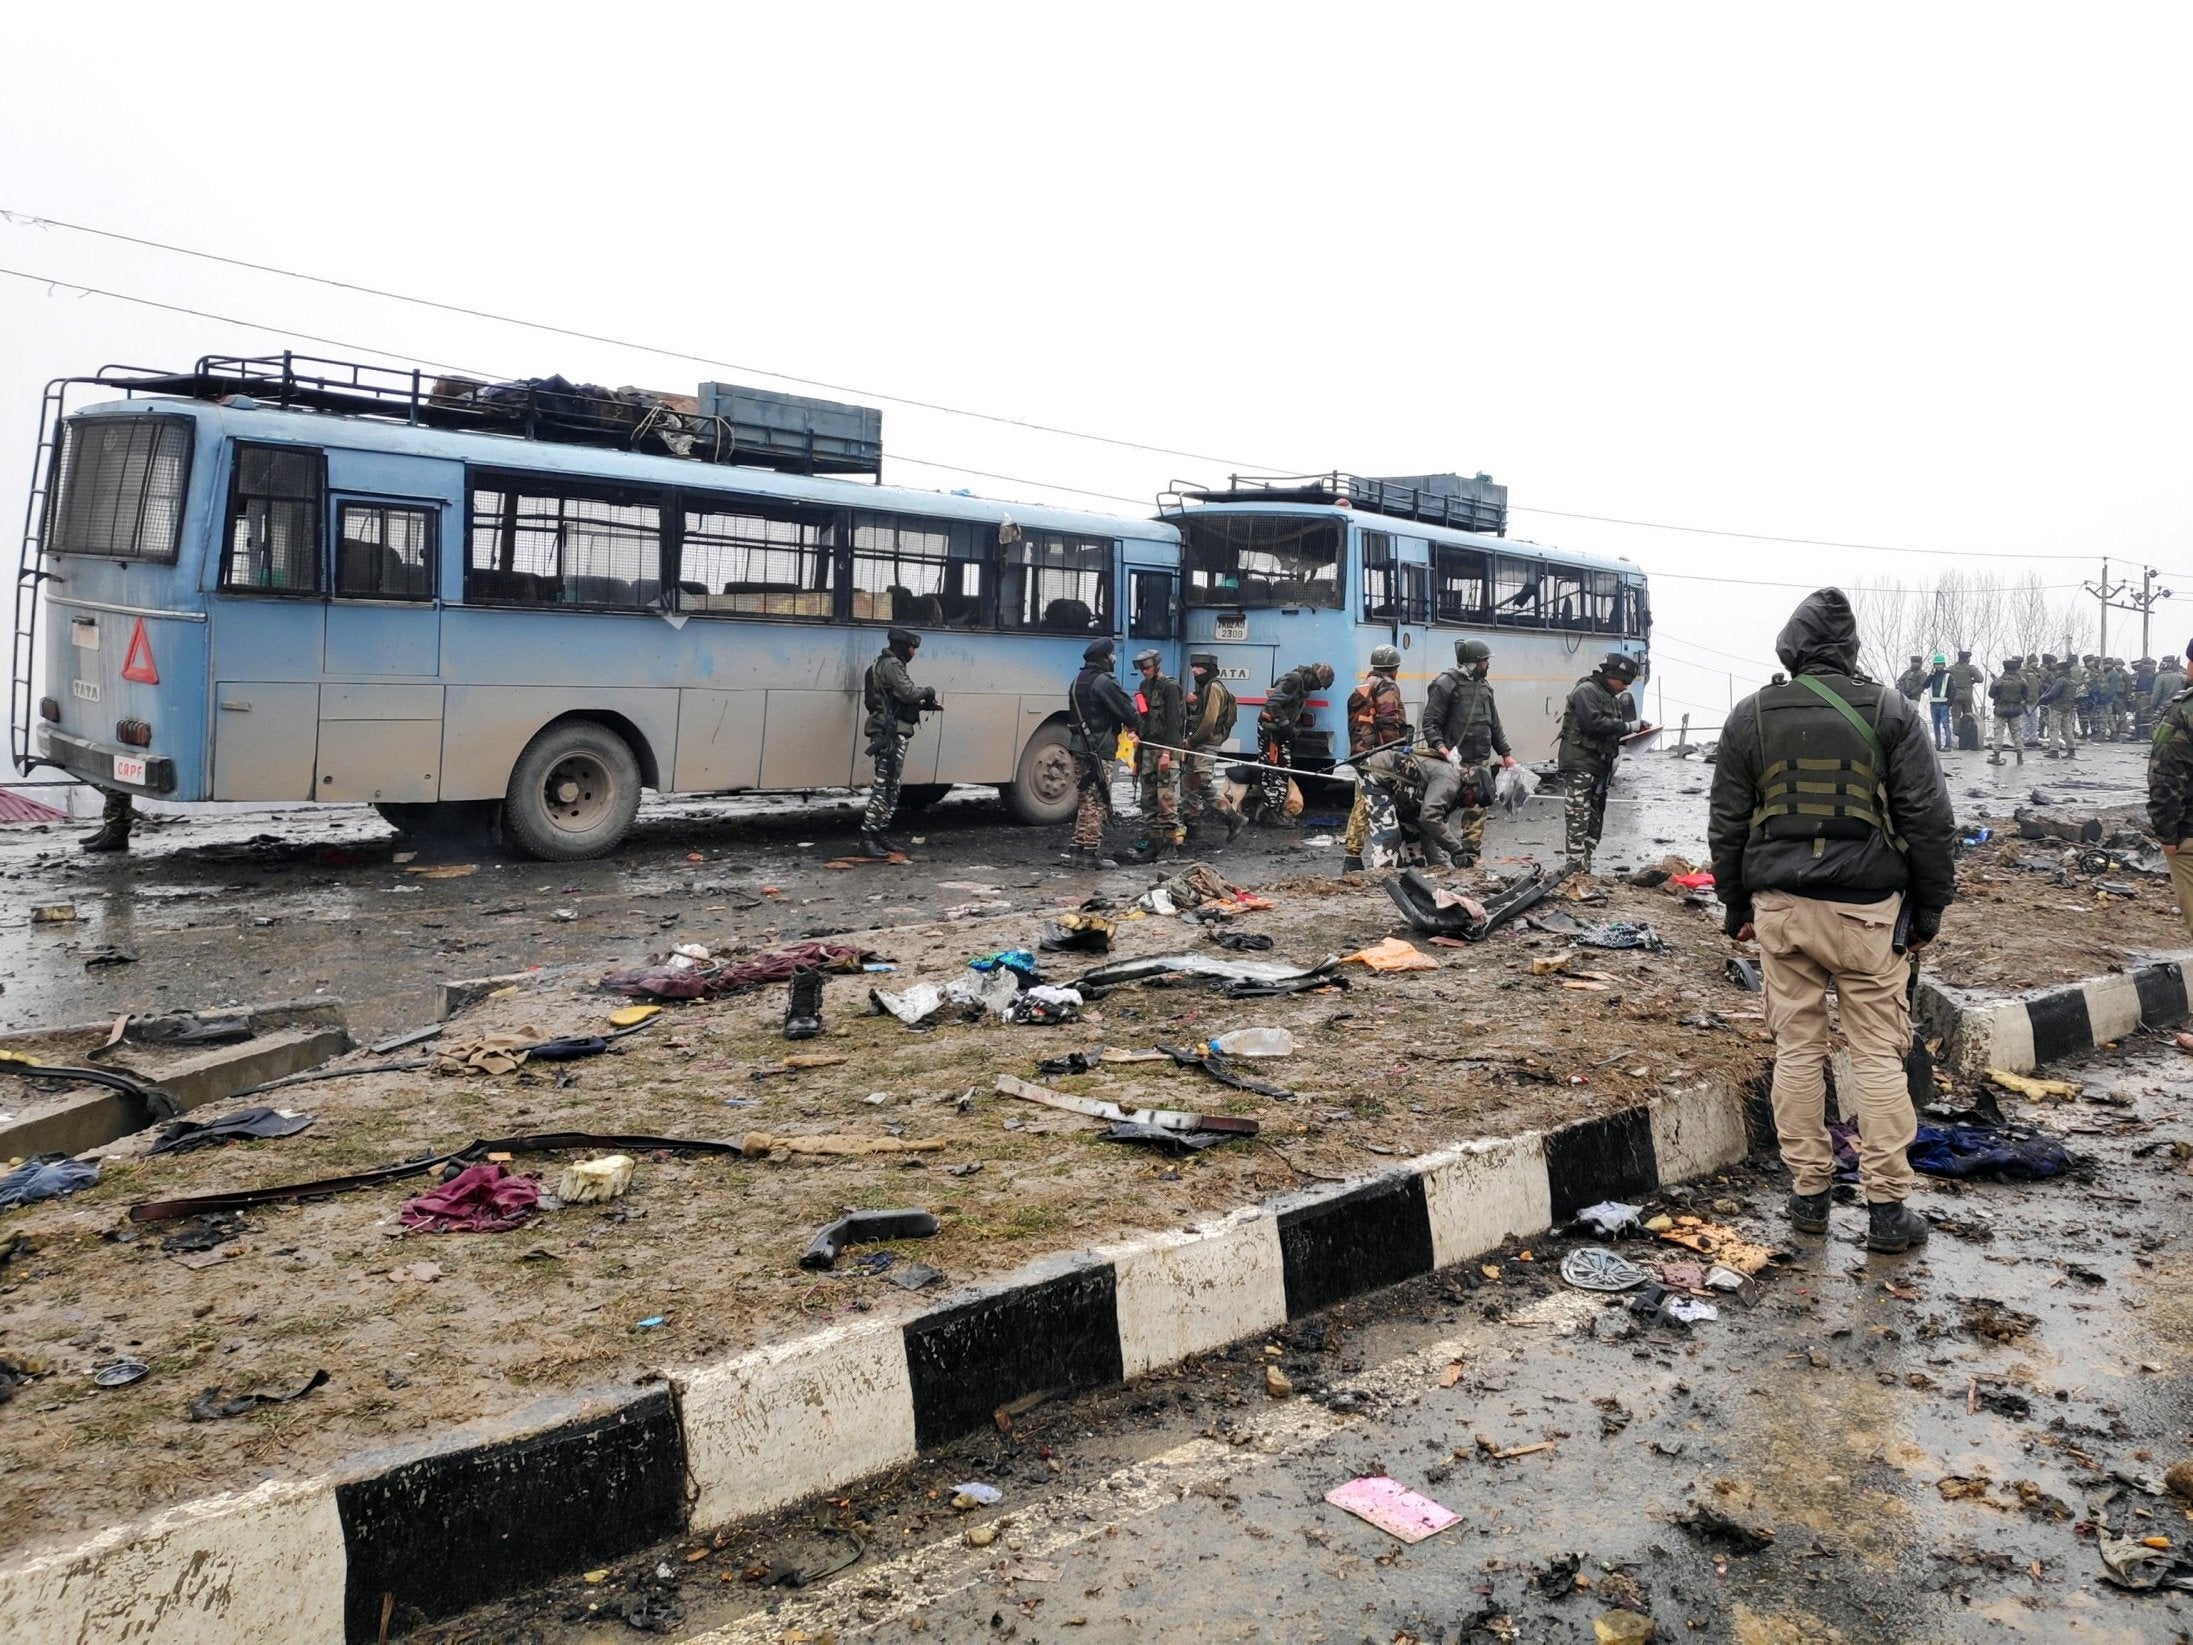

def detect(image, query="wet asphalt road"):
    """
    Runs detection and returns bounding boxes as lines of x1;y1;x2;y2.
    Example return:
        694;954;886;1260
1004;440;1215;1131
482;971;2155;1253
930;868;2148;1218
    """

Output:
0;740;2148;1042
450;1038;2193;1645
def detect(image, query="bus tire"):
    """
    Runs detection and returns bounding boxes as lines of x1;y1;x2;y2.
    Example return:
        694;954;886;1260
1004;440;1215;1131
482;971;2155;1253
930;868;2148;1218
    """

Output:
501;721;643;861
1001;720;1077;827
372;800;499;842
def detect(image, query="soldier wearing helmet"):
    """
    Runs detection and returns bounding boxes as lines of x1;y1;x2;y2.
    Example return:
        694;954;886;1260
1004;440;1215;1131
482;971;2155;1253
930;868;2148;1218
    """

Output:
1129;649;1186;863
1180;652;1244;846
1253;661;1335;825
859;626;940;857
1341;645;1409;870
1421;637;1517;867
1554;652;1651;872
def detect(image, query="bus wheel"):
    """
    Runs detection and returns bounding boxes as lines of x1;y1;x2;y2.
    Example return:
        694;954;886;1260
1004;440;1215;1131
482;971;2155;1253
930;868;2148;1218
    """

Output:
502;722;642;861
1001;720;1077;826
372;800;499;842
896;783;952;815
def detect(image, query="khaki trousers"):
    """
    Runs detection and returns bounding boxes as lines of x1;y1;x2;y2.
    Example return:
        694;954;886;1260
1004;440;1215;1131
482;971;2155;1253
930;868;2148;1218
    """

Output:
1754;889;1918;1203
2170;843;2193;941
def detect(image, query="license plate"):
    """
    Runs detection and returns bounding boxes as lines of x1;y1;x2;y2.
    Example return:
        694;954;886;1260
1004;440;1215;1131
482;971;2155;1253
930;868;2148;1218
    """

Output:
112;755;147;786
1213;614;1248;642
70;619;99;650
72;679;101;702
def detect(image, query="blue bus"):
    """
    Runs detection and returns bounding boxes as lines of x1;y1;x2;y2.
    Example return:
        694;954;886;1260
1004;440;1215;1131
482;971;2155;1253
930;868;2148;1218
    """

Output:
1161;474;1651;765
10;356;1184;859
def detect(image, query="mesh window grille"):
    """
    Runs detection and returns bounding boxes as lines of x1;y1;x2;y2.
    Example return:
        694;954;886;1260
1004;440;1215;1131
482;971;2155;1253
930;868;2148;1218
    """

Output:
1001;530;1111;632
1434;546;1490;624
222;444;325;593
682;501;839;618
48;416;192;563
335;504;436;599
467;478;662;607
850;513;985;627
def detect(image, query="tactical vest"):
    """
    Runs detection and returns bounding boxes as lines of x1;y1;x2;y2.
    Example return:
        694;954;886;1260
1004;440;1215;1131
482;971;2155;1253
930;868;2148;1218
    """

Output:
1748;673;1906;851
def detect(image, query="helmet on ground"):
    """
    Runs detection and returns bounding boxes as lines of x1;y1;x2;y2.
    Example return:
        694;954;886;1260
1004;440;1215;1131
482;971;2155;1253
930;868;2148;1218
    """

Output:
1369;644;1401;670
1133;648;1162;670
1188;651;1218;672
1309;663;1335;687
1083;638;1115;663
1455;638;1492;667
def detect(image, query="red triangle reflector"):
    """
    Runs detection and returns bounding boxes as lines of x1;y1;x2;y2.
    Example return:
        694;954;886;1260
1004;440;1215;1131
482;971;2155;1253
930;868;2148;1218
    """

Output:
121;618;159;685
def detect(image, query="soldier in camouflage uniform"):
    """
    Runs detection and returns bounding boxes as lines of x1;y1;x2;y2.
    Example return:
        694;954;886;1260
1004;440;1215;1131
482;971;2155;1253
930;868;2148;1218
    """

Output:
1064;638;1139;868
859;627;938;857
1253;662;1334;824
2146;640;2193;940
2152;654;2187;732
1987;657;2031;764
1358;746;1471;871
2132;659;2159;736
1946;650;1985;750
1895;655;1928;702
1341;646;1408;870
1555;653;1647;872
1180;653;1244;846
1130;649;1186;864
1421;637;1516;866
2105;658;2132;740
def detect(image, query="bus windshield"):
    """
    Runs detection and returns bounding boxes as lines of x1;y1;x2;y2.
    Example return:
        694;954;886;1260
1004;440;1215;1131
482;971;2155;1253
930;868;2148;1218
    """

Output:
1181;514;1342;609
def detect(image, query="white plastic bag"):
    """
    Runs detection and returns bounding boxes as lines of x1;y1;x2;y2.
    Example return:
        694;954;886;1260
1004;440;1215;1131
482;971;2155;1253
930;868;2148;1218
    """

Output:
1495;764;1540;815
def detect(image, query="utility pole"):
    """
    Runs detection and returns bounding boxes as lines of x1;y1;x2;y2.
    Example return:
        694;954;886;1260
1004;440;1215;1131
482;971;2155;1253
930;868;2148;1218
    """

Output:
2091;562;2173;659
2133;566;2174;659
2085;558;2126;657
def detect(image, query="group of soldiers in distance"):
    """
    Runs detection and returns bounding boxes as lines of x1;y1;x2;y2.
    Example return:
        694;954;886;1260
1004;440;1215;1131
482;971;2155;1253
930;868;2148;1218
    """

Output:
1889;649;2189;766
858;627;1653;873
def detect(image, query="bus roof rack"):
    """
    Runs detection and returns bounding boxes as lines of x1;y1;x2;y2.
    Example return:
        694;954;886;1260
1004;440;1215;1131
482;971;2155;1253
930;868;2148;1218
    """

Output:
1173;471;1506;536
108;353;884;478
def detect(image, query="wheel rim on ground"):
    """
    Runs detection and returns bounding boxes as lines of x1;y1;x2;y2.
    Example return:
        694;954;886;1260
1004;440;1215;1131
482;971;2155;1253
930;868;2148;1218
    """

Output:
539;753;613;834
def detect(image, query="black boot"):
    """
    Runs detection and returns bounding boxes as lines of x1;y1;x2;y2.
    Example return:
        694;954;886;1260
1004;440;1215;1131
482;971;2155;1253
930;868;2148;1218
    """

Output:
1865;1200;1930;1253
1786;1190;1830;1235
1222;810;1247;844
81;790;132;854
784;967;824;1041
858;831;892;859
1342;854;1365;873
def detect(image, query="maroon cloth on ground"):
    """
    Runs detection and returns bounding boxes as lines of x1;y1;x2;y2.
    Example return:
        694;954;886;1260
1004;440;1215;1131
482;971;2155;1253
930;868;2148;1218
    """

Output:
398;1162;540;1233
600;940;879;1001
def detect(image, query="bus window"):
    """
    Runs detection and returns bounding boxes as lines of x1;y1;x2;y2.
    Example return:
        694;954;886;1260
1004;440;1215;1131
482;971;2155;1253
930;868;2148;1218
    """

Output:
851;512;982;626
1583;570;1620;633
1129;569;1177;639
1624;579;1652;639
1180;515;1342;610
335;503;436;600
466;472;663;608
1434;545;1489;624
1359;531;1395;620
222;443;326;594
1491;555;1543;626
47;415;192;563
681;498;837;619
1001;530;1111;633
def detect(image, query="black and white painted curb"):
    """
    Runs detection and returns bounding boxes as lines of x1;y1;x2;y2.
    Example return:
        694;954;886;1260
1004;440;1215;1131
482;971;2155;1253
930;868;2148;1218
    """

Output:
0;1081;1753;1644
1918;952;2193;1076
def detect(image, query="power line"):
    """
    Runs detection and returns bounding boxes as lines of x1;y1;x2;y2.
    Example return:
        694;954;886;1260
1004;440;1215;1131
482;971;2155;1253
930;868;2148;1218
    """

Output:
0;209;1292;476
1510;503;2098;563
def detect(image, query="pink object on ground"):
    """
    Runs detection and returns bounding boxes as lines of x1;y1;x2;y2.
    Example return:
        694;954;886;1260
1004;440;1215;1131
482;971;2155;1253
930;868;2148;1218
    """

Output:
1323;1475;1460;1542
1668;870;1716;889
0;789;70;824
398;1162;541;1234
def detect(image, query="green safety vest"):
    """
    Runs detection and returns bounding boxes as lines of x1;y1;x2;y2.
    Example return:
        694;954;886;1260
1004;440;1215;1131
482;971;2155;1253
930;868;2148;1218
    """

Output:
1748;673;1907;852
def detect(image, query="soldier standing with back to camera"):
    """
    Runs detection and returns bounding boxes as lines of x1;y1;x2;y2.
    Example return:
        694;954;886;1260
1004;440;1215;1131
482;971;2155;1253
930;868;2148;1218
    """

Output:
1341;646;1407;872
860;627;939;858
1709;588;1955;1255
1946;649;1985;750
2146;638;2193;941
1180;652;1244;846
1420;637;1516;867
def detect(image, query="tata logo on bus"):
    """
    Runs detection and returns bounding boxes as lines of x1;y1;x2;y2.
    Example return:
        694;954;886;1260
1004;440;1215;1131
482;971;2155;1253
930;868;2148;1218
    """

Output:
1218;666;1251;681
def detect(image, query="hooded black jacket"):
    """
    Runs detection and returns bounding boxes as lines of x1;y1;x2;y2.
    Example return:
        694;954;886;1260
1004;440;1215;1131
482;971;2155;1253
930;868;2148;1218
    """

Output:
1707;589;1956;938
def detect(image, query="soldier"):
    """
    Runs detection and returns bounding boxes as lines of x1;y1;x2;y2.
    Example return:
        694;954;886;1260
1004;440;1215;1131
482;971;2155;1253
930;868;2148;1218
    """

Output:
1357;745;1471;871
81;788;134;854
2153;653;2187;730
1129;649;1186;864
2023;655;2043;746
2133;658;2159;736
1064;638;1139;869
2146;639;2193;941
1947;649;1985;750
1987;657;2031;765
1180;653;1244;846
1555;653;1649;873
1340;646;1408;872
859;627;939;858
2035;654;2061;746
2107;657;2134;740
1708;587;1955;1255
2077;656;2101;740
1420;637;1517;867
1253;661;1334;825
1895;654;1928;702
2045;654;2086;758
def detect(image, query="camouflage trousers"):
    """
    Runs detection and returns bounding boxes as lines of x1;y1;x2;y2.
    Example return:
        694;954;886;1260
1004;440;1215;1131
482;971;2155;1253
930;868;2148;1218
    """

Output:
1343;789;1370;857
1559;766;1609;870
1453;805;1487;861
862;730;911;834
1137;752;1183;844
1070;750;1112;850
1257;732;1292;815
1361;782;1405;871
1180;746;1226;822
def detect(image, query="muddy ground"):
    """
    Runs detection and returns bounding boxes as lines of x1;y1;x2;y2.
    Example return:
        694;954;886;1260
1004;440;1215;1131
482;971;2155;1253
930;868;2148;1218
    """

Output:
0;739;2176;1560
458;1034;2193;1645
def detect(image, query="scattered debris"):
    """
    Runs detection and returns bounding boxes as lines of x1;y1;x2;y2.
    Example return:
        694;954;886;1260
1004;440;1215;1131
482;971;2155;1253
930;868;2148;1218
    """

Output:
1676;1501;1774;1552
159;1213;248;1254
1562;1247;1650;1292
147;1106;315;1155
1723;957;1763;993
0;1154;101;1209
1958;1297;2038;1343
993;1073;1259;1137
800;1208;939;1271
398;1163;541;1235
187;1368;329;1422
556;1155;634;1203
92;1360;149;1388
1324;1475;1459;1542
1344;936;1440;973
389;1261;442;1284
1987;1069;2080;1102
1575;1200;1643;1238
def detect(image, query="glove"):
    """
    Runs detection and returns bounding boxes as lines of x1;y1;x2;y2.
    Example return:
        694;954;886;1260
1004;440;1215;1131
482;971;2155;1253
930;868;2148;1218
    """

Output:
1446;746;1462;767
1722;903;1753;940
1624;720;1642;734
1910;906;1943;943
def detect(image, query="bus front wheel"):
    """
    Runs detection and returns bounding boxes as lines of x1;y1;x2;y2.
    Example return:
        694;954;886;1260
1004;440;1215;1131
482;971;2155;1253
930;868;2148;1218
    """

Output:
502;722;643;861
1001;720;1077;827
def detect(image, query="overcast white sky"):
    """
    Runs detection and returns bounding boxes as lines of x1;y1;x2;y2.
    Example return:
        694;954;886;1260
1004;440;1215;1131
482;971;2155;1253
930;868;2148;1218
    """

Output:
4;3;2189;731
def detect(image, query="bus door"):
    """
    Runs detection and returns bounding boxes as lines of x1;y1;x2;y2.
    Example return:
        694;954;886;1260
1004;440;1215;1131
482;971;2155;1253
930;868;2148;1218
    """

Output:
1126;565;1179;669
1391;536;1433;720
